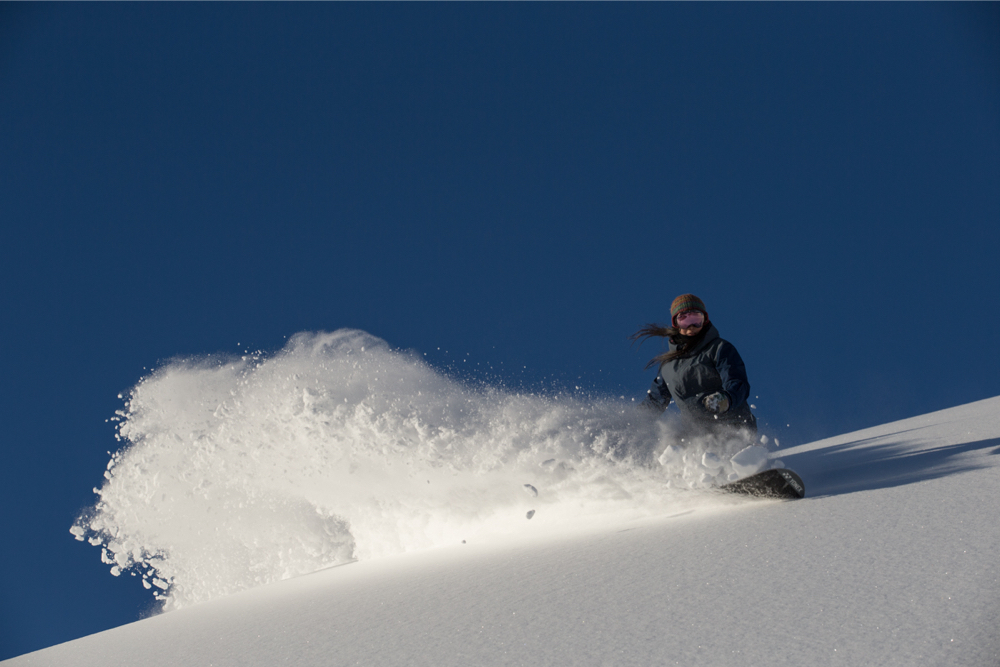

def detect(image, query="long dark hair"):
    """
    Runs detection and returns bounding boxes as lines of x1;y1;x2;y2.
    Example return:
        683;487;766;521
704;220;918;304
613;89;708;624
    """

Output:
629;322;710;369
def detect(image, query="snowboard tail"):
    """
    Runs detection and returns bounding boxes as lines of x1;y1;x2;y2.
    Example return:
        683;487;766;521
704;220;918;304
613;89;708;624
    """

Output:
720;468;805;499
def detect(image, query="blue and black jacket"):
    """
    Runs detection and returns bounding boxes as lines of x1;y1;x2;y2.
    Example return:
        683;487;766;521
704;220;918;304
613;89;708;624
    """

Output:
643;322;756;432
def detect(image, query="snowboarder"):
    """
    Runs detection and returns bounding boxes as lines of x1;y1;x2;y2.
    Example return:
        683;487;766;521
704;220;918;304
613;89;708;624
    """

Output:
631;294;757;435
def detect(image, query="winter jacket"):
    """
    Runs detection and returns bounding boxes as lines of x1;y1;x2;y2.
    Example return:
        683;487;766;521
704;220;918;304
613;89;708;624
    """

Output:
642;322;756;432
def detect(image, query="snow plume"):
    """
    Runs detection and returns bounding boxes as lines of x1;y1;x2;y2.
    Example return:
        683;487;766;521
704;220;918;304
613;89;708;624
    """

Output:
72;330;758;609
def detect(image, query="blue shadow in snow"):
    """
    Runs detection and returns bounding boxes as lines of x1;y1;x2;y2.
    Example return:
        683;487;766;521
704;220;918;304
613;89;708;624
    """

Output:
776;435;1000;498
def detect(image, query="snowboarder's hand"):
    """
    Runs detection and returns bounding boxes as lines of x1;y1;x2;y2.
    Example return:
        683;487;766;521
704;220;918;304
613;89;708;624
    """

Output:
702;392;730;414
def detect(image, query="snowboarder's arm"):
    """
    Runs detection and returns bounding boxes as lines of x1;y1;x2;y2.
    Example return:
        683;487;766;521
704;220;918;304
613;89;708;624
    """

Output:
713;341;750;409
641;373;671;413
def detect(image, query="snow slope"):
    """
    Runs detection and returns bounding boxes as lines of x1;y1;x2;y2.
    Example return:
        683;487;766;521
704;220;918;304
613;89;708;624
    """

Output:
6;333;999;666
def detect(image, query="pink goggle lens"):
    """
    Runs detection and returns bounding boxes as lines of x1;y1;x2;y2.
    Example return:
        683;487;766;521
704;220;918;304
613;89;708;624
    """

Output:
676;311;705;328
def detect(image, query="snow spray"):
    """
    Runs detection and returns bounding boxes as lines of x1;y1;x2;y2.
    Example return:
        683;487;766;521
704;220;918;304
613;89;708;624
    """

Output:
72;330;757;609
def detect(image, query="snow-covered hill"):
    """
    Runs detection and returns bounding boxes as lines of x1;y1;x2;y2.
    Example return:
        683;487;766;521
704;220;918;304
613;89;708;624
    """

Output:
6;332;999;665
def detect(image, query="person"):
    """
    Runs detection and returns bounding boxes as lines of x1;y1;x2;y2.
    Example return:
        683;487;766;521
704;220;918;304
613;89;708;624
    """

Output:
631;294;756;435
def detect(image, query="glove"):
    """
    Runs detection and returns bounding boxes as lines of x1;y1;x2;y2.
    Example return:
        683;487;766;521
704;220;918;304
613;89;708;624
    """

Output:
702;392;731;414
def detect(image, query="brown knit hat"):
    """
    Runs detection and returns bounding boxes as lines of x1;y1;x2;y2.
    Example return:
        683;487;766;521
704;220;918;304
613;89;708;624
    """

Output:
670;294;708;327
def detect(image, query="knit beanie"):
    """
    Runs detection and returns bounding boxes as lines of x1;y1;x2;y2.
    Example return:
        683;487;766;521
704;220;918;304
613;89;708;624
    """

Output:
670;294;708;327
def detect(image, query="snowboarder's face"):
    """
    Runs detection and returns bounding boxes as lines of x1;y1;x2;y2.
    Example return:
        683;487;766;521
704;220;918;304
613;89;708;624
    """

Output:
676;309;705;336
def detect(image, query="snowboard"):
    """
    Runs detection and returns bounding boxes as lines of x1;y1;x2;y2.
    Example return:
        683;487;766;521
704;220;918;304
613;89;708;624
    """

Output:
720;468;805;499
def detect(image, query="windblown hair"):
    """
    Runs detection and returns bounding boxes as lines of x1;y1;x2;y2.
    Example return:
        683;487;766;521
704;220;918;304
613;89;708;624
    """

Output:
629;323;710;369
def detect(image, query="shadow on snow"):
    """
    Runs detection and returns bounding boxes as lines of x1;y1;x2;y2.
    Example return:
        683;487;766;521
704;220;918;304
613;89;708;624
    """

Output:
777;433;1000;498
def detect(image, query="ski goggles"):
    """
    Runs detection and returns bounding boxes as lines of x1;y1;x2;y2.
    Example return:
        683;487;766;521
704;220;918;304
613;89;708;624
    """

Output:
675;310;705;328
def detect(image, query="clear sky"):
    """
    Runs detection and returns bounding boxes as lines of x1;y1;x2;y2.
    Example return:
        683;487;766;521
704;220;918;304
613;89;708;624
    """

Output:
1;3;998;659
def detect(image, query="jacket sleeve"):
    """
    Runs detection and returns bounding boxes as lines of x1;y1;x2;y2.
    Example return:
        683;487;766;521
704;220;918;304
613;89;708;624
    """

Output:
641;372;671;413
712;341;750;409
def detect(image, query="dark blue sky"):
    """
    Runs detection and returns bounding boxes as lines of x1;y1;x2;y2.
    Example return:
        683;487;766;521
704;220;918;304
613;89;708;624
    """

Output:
2;3;998;659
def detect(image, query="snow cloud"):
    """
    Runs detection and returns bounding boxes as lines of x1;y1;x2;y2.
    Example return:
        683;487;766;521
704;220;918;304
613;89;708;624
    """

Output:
74;329;758;609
